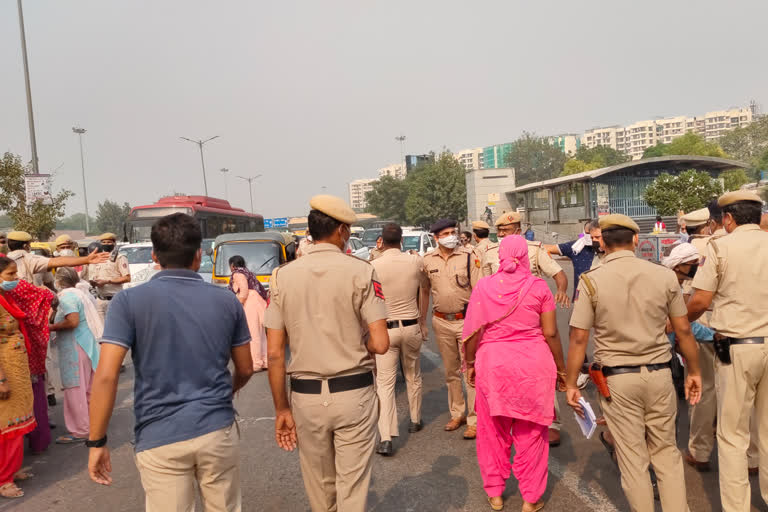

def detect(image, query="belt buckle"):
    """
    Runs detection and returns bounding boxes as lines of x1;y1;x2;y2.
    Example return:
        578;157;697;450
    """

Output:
444;313;456;321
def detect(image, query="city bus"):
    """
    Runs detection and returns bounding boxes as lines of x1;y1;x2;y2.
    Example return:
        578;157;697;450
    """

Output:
125;195;264;243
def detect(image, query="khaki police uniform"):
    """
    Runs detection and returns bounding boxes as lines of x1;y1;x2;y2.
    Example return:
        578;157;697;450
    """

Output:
371;248;428;441
80;254;130;320
691;201;768;510
571;215;690;512
368;247;384;261
423;245;480;427
265;239;387;511
7;249;51;287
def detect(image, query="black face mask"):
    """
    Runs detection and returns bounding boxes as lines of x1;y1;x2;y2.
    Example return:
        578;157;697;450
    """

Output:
101;244;115;253
592;241;602;252
686;265;698;279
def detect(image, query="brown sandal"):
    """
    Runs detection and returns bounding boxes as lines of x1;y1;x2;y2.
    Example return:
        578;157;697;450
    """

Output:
13;467;34;481
0;482;24;499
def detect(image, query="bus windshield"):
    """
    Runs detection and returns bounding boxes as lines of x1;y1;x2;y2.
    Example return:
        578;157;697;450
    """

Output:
402;235;421;252
215;241;282;277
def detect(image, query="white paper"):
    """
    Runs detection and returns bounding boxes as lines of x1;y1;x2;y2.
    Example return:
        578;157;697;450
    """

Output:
573;397;597;439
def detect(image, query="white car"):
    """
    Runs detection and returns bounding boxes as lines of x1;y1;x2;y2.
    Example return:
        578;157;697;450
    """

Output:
401;231;436;257
347;237;371;260
117;242;154;287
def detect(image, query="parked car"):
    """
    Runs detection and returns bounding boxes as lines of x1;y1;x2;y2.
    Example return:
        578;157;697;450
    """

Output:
347;237;370;260
402;231;436;257
118;242;154;277
361;228;382;249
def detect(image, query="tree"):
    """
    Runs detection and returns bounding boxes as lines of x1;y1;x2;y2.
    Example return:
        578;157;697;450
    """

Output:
720;169;750;192
0;152;73;240
506;132;568;186
57;212;97;232
642;132;727;159
719;116;768;164
561;159;599;176
572;145;630;168
95;200;132;235
644;170;723;216
405;151;467;227
364;176;409;223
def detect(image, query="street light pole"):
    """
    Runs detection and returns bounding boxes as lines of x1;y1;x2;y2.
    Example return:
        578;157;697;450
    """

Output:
220;168;229;200
17;0;40;174
181;135;219;196
395;134;406;164
237;174;262;213
72;127;90;234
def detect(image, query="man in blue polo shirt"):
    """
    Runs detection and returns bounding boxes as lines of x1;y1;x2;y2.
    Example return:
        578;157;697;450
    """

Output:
86;213;254;511
545;219;604;301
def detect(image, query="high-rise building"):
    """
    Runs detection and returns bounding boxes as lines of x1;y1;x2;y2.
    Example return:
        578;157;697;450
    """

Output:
377;163;407;180
454;147;484;171
582;106;753;159
549;134;581;155
348;178;377;212
482;143;514;169
405;154;434;172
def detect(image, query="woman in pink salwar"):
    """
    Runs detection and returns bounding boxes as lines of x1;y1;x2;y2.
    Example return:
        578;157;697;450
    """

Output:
228;256;269;371
463;235;567;512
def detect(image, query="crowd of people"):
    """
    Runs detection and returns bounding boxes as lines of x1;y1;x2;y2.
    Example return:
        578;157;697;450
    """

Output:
0;188;767;511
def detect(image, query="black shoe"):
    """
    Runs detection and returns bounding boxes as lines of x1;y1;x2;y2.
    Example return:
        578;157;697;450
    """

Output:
47;394;56;407
408;421;423;433
376;441;393;456
49;422;57;430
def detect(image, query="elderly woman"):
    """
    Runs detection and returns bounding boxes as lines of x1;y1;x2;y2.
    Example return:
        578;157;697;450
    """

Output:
228;255;269;371
48;268;102;444
462;236;566;512
0;257;37;498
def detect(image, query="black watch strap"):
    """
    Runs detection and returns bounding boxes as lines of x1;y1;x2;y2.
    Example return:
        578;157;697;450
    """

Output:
85;435;107;448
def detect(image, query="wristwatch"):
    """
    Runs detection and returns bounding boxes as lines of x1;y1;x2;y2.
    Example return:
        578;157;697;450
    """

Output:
85;435;107;448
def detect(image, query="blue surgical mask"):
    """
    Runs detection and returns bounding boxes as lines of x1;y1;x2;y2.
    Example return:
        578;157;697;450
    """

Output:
1;280;19;291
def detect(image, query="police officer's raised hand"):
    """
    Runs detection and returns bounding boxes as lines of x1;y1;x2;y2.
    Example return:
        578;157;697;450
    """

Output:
566;387;584;418
685;374;702;406
275;409;297;451
87;248;110;265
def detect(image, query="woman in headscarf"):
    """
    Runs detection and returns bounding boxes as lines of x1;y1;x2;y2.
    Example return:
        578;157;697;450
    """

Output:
462;236;567;512
228;255;269;371
0;256;37;498
48;268;102;444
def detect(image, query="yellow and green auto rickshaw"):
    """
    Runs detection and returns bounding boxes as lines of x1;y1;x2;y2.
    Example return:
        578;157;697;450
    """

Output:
211;232;296;289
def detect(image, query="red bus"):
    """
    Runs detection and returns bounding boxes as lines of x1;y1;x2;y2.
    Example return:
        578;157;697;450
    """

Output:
125;195;264;243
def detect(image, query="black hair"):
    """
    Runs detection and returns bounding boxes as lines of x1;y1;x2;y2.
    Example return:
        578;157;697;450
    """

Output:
723;201;762;226
707;199;723;224
684;224;708;236
381;223;402;245
308;210;342;241
7;240;26;252
150;213;202;268
473;228;490;239
586;220;600;232
655;215;663;222
602;227;635;248
461;231;473;240
0;256;14;273
229;255;246;268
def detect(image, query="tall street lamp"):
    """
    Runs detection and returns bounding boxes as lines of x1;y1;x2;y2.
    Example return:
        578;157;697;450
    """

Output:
17;0;40;174
237;174;262;213
395;134;406;165
181;135;219;196
72;127;90;234
220;168;229;200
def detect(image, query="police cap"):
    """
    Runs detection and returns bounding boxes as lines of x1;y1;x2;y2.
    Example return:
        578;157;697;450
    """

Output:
717;190;763;207
494;211;522;227
680;207;710;228
430;219;457;234
598;214;640;234
309;195;357;225
98;233;117;241
55;234;74;247
7;231;32;242
471;220;490;230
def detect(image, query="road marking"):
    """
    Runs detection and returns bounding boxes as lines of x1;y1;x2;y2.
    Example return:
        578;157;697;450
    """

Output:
549;456;620;511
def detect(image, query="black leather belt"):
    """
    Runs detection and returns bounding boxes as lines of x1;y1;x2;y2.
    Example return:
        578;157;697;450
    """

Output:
386;319;418;329
730;337;765;345
602;362;671;377
290;372;373;394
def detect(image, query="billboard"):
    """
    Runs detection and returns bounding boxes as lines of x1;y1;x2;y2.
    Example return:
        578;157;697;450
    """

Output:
25;174;53;205
264;219;274;229
274;217;289;228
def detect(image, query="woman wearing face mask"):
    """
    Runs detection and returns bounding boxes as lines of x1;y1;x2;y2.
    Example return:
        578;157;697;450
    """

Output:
48;268;102;444
228;256;269;371
0;257;37;498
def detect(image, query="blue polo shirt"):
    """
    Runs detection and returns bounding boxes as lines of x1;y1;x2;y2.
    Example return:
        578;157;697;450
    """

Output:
102;269;251;452
558;241;598;298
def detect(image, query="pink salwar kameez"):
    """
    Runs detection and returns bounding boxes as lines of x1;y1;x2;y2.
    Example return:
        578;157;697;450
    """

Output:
62;344;93;438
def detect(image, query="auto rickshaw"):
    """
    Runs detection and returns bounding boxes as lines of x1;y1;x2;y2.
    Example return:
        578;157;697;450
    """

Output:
210;232;296;289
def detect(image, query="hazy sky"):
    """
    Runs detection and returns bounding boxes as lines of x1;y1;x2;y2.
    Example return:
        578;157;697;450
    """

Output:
2;1;766;218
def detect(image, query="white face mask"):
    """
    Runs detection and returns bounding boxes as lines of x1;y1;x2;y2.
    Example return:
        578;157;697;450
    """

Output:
438;234;459;249
58;249;75;257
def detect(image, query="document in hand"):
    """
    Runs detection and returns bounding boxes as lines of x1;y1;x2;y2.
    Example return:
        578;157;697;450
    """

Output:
573;397;597;439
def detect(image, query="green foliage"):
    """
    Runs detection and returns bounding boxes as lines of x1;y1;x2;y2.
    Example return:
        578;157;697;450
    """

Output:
0;152;73;240
57;212;97;233
572;145;629;168
364;176;409;224
719;116;768;164
644;170;723;216
720;169;750;192
405;151;467;227
95;200;132;235
506;132;567;186
560;159;599;177
642;132;727;159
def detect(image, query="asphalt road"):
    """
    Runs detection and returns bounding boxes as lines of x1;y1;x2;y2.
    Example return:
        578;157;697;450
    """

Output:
7;261;768;512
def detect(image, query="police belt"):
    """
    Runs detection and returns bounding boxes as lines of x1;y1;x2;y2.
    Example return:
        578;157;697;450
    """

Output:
601;361;671;377
290;372;373;394
386;319;418;329
729;337;765;345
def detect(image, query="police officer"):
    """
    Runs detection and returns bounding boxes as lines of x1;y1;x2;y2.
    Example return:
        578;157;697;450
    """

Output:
5;231;108;287
482;211;570;445
264;195;390;512
471;220;492;261
687;190;768;511
54;234;77;256
423;219;480;439
371;222;429;456
368;236;384;261
566;214;702;512
80;233;131;320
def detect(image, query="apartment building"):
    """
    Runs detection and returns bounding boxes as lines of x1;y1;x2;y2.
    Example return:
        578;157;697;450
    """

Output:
582;106;753;159
377;163;407;180
454;147;484;171
348;178;378;211
549;134;581;155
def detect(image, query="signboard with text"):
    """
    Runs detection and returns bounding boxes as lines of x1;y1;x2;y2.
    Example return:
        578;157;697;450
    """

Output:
264;219;274;229
24;174;53;205
273;217;288;228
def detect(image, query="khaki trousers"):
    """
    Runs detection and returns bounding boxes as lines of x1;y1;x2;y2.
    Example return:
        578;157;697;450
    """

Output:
292;382;378;512
688;343;717;461
96;298;110;322
601;368;689;512
432;315;476;426
715;342;768;512
376;323;423;441
135;422;241;512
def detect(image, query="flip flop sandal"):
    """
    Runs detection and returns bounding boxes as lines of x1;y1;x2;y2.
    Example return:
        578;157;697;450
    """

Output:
56;434;87;444
0;483;24;499
599;431;618;466
13;467;34;481
487;496;504;510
